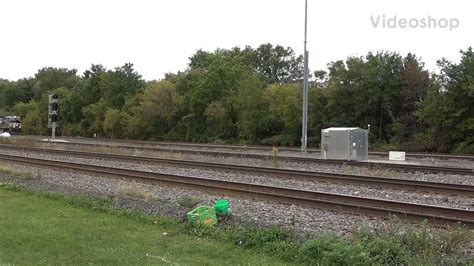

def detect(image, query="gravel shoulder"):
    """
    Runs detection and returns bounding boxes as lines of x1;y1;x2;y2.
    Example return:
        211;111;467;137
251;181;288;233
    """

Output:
0;163;385;238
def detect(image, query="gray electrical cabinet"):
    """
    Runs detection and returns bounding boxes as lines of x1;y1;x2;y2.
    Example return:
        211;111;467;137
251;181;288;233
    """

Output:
321;127;368;161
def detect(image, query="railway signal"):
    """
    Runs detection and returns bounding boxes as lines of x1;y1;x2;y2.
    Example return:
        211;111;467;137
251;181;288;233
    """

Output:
48;94;59;139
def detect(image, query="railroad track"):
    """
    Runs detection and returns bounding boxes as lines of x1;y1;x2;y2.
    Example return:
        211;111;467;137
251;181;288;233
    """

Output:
12;135;474;161
32;141;474;175
1;153;473;228
57;137;474;161
2;144;474;197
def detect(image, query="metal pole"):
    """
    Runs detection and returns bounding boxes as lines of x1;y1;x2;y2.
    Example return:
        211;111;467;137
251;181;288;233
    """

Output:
52;125;56;140
301;0;309;153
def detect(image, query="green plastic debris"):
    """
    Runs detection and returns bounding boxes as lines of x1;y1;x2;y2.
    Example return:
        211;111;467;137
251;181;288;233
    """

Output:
187;206;217;226
214;199;229;215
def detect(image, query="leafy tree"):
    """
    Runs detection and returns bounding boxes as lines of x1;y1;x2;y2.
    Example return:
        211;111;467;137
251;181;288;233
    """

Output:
389;54;430;148
264;83;301;146
189;47;256;70
419;47;474;152
50;87;84;136
233;74;268;143
32;67;79;100
254;43;304;84
139;80;184;139
307;82;328;146
81;64;106;106
364;52;404;142
189;44;304;84
325;52;403;143
103;108;125;138
100;63;145;109
82;99;108;137
181;52;256;141
0;79;12;112
11;100;46;135
2;45;471;153
0;78;35;111
121;93;147;139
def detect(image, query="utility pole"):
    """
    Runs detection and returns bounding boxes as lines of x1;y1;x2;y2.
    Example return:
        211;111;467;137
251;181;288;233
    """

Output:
301;0;309;154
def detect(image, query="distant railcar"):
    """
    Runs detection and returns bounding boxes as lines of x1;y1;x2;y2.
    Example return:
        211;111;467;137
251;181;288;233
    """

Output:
0;115;22;134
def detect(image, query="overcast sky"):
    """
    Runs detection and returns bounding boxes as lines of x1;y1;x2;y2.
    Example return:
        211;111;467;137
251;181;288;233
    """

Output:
0;0;472;81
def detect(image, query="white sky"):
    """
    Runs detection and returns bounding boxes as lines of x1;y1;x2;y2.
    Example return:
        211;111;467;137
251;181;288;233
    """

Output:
0;0;472;81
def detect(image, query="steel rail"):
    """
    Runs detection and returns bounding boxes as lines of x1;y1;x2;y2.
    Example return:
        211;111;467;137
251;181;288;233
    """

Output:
35;141;474;175
1;154;473;228
58;137;474;161
2;144;473;197
12;135;474;160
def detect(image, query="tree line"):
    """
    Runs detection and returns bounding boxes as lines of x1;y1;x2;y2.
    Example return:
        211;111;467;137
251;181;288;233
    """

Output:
0;44;472;153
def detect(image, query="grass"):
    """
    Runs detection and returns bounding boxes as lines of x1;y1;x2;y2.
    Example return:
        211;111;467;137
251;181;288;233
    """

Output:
0;137;39;147
0;165;35;180
210;222;473;265
177;196;201;208
0;173;472;265
271;146;280;168
0;183;289;265
118;183;155;201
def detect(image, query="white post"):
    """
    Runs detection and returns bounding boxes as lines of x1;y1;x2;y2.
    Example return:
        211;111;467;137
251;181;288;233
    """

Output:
301;0;309;154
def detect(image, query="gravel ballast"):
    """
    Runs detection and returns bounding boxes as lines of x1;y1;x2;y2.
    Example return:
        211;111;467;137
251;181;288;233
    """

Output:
27;142;474;186
2;149;473;211
54;138;474;169
0;163;385;237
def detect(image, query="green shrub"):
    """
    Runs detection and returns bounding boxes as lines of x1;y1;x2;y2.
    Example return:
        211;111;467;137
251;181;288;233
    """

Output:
363;238;408;264
412;132;437;151
261;134;298;146
176;196;201;208
301;234;372;265
453;139;474;154
224;226;292;249
353;221;472;265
